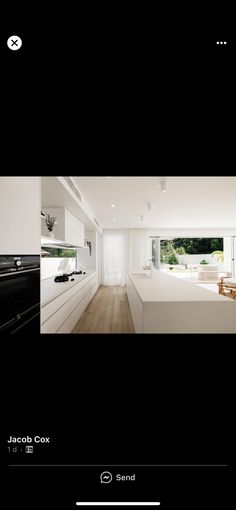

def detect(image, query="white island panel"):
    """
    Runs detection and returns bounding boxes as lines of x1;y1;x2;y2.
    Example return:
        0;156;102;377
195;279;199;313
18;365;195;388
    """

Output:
127;271;236;334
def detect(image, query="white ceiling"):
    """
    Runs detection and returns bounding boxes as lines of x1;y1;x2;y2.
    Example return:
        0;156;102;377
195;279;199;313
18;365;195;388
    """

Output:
73;176;236;229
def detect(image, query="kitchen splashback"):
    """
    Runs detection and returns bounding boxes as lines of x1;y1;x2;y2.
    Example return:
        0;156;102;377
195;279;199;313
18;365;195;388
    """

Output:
41;257;76;280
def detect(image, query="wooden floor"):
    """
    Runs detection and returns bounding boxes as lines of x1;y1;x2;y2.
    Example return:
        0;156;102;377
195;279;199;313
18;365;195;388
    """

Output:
73;286;135;334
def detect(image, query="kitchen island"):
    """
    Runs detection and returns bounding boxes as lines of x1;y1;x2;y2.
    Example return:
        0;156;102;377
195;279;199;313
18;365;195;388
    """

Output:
126;270;236;333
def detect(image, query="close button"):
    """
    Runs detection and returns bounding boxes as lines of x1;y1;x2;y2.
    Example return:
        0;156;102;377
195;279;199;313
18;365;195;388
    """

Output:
7;35;23;51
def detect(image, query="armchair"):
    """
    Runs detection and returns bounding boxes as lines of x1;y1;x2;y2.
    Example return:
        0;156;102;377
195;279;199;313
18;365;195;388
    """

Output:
218;278;236;300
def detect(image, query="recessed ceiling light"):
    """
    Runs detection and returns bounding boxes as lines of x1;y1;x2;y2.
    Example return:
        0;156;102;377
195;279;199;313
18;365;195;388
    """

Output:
112;217;116;221
110;204;115;208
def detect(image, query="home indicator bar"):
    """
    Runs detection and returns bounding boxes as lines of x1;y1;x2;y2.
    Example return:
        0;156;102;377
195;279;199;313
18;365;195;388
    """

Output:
75;504;161;507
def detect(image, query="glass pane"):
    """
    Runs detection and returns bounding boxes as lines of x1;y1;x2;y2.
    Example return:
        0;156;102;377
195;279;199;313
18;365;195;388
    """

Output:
41;247;77;258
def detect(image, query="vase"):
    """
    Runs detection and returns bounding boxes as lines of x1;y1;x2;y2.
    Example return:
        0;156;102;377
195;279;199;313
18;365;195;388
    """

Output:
48;231;55;238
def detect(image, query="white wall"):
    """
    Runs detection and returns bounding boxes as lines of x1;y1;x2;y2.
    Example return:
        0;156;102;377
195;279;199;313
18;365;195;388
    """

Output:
179;254;219;265
234;237;236;277
223;237;232;273
41;257;76;280
77;230;96;269
0;176;41;254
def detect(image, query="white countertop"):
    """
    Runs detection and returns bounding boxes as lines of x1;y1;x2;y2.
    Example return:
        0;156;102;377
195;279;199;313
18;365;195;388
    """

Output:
128;270;232;303
41;269;95;307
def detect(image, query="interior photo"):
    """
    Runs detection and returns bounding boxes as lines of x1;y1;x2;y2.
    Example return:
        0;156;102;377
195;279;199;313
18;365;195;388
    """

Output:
0;176;236;334
40;176;236;334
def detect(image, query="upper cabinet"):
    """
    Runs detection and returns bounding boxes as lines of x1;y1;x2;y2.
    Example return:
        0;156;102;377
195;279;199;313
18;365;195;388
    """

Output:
0;177;41;254
41;177;103;235
41;207;85;247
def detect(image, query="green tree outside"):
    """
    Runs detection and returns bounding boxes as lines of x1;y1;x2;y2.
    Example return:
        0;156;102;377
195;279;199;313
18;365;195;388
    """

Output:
160;238;224;265
172;238;223;254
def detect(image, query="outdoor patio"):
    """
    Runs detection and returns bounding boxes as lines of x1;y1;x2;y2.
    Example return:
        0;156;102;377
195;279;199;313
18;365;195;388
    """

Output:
160;265;231;294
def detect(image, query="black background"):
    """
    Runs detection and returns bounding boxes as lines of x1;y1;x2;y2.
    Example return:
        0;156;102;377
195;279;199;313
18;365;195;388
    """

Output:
0;6;234;69
1;3;234;509
1;4;234;171
3;341;234;508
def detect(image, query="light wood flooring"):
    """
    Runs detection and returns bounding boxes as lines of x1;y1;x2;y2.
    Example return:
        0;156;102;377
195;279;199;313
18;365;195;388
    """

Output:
72;285;135;334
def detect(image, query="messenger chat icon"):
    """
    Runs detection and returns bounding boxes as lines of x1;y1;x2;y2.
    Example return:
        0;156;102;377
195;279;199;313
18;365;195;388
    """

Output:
100;471;113;483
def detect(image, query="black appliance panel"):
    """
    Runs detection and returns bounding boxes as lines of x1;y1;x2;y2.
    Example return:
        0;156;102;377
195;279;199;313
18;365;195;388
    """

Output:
0;255;40;273
0;256;40;334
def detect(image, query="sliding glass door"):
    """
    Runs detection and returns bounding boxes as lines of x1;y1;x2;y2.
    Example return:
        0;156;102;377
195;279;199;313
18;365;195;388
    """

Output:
148;236;235;276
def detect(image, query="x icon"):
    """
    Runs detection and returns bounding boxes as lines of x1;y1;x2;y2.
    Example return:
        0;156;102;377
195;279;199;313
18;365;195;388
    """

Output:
7;35;22;50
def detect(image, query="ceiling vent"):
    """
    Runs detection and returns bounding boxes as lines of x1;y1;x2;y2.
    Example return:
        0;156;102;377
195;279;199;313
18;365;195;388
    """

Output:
94;218;100;228
63;177;82;201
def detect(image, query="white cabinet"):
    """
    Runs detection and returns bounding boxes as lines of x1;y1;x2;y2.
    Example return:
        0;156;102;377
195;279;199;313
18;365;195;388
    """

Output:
41;207;84;247
0;177;40;254
41;272;97;333
57;282;97;333
126;273;143;333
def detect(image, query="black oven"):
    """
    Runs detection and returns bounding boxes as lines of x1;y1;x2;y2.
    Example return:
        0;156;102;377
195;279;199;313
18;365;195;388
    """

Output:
0;256;40;334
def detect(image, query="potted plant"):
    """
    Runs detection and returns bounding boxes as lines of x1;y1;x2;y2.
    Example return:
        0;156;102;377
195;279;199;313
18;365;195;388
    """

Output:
211;251;224;264
45;214;57;238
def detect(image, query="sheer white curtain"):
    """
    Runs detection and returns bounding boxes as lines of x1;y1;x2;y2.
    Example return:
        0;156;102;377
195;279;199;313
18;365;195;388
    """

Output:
102;230;128;286
127;230;148;271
